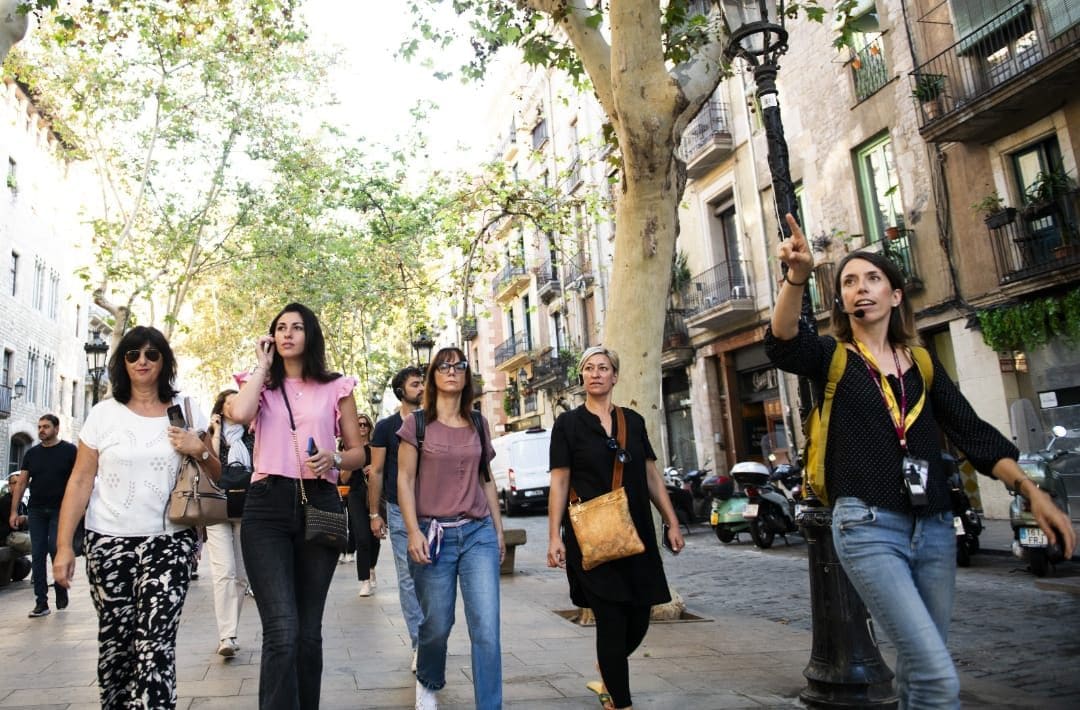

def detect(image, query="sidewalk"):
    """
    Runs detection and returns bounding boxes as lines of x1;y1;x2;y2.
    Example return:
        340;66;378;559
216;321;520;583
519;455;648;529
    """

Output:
1;521;1075;709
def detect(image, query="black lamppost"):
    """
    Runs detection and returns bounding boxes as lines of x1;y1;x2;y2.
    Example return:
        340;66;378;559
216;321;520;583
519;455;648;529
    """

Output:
84;330;109;406
369;390;383;416
720;2;896;707
411;329;435;370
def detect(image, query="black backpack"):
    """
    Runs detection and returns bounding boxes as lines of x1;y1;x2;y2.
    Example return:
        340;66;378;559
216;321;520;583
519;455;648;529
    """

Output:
412;410;492;483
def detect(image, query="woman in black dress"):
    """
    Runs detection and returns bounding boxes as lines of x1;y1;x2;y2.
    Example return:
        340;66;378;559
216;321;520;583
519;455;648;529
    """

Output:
547;346;684;710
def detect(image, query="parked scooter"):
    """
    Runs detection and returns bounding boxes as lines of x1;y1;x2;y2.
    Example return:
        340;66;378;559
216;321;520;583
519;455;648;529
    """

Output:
731;460;802;549
680;460;713;522
663;465;694;531
1010;423;1076;576
705;474;750;543
942;452;982;567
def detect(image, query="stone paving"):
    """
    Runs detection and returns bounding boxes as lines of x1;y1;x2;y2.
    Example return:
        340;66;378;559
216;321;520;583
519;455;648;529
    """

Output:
0;514;1076;708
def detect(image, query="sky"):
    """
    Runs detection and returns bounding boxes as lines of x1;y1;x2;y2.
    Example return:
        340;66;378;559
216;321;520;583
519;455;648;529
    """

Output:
301;1;494;172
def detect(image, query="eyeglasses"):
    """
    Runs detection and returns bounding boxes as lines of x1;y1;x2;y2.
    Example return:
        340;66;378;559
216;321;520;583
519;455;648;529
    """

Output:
606;438;632;463
358;422;371;428
434;361;468;374
124;348;161;364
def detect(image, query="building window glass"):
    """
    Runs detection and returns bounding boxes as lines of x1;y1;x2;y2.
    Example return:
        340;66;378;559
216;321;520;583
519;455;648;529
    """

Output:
43;357;55;409
855;133;903;242
847;3;888;101
532;117;549;151
27;350;39;403
32;258;45;310
48;269;60;319
9;251;17;297
2;349;11;387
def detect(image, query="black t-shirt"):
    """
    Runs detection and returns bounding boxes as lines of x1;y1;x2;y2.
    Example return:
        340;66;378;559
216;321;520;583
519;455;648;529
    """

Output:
550;405;671;608
20;441;78;510
371;412;404;505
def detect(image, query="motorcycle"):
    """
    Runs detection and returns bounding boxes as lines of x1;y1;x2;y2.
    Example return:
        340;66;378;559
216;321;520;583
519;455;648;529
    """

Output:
680;460;713;522
1010;422;1076;577
731;460;802;549
942;452;982;567
663;465;694;531
705;473;750;543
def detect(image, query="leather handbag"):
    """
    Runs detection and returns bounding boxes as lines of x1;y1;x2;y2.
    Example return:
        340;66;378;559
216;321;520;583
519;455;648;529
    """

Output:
567;407;645;571
167;398;228;527
281;386;349;552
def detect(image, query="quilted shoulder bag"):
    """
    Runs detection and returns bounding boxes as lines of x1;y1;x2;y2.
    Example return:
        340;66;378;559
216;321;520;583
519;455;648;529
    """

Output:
167;397;228;527
281;386;348;552
567;406;645;571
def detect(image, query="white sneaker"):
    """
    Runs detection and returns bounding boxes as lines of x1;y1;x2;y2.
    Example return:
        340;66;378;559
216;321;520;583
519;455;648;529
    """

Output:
411;648;418;673
369;568;377;588
414;680;438;710
358;580;373;597
217;638;238;657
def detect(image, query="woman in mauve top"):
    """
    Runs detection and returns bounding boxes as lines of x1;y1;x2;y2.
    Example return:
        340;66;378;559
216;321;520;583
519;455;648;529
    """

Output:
230;302;365;710
397;346;504;710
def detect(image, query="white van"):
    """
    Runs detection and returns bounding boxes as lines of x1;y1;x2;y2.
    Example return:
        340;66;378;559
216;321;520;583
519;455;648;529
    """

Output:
490;427;551;516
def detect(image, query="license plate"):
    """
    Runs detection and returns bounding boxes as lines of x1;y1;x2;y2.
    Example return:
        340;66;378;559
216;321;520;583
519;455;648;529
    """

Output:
1019;527;1047;547
524;490;541;497
743;503;759;519
953;516;964;535
710;511;719;526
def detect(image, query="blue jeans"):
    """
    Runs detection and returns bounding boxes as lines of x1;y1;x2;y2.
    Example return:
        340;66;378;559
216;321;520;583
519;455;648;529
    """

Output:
832;498;959;710
241;476;340;710
410;516;501;709
387;502;423;648
28;506;59;606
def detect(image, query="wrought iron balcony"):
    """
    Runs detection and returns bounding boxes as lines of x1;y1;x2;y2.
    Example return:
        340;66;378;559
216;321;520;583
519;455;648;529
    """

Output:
530;351;570;391
661;310;693;369
913;3;1080;143
807;262;836;316
988;189;1080;283
535;257;561;303
678;99;733;179
0;384;11;419
562;258;595;291
494;330;532;370
683;260;756;331
880;229;924;292
852;34;888;101
492;261;530;302
460;316;478;341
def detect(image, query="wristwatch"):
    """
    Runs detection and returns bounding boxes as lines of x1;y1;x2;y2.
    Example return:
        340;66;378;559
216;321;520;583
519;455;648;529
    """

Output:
369;512;381;520
333;452;343;468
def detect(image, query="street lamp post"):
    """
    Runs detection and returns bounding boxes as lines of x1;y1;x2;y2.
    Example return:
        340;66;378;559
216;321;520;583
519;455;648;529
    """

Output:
84;330;109;406
411;329;435;370
369;390;383;417
719;2;896;707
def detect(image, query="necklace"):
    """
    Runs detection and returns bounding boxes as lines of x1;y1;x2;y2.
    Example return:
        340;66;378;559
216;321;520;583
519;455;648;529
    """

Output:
288;380;305;398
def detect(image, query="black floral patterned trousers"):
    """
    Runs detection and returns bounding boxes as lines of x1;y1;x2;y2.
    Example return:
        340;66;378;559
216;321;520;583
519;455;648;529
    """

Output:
85;528;197;709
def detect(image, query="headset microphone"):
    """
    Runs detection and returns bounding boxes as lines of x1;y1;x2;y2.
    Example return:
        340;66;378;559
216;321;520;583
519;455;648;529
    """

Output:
834;296;866;319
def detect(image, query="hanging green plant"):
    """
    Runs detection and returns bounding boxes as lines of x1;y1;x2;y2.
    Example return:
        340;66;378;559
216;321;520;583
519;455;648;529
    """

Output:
977;286;1080;352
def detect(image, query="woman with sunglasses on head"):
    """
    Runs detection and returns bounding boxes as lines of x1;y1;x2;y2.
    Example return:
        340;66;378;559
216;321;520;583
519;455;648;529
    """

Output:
546;346;684;710
53;326;220;709
397;347;504;710
340;411;382;596
229;302;366;710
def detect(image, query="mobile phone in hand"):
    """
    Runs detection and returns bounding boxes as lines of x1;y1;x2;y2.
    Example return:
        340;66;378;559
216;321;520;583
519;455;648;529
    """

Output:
662;524;677;554
306;437;318;457
166;405;186;429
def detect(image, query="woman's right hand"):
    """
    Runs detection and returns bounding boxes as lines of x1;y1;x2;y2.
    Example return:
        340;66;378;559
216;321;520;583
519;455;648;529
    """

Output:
407;529;431;565
254;335;274;371
776;213;813;283
53;546;76;589
547;538;566;569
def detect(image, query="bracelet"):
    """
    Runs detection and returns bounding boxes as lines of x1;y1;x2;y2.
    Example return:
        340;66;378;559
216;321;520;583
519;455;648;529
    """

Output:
783;271;810;287
369;512;381;520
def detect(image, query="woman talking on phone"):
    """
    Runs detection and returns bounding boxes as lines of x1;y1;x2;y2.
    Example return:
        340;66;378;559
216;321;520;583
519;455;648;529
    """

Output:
767;214;1075;707
546;346;684;710
230;303;366;710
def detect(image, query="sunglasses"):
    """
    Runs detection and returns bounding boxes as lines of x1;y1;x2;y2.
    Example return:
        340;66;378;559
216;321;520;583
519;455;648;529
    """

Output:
606;438;632;463
124;348;161;364
434;361;468;374
358;421;371;428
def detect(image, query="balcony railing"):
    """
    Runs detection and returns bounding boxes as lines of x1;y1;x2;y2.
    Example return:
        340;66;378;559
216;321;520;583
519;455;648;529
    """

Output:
683;260;753;316
0;384;11;419
494;330;532;368
460;317;478;341
562;258;594;291
807;262;836;315
912;3;1080;142
852;34;889;101
492;261;529;299
678;99;733;178
663;310;690;349
536;257;561;303
988;189;1080;283
531;350;570;391
881;229;923;291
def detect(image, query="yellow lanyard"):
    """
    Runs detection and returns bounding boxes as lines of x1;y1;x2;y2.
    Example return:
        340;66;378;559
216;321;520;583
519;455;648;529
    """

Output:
852;339;927;448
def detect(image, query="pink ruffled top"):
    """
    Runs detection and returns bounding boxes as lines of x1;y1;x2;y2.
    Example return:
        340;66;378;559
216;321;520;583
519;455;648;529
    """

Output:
235;372;357;483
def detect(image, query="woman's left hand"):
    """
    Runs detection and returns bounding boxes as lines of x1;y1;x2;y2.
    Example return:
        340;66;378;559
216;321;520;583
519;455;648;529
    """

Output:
666;523;685;554
1030;487;1077;559
167;426;207;457
305;450;336;478
496;527;506;564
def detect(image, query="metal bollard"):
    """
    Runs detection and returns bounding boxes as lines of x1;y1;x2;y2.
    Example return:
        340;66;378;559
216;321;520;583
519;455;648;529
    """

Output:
797;496;897;708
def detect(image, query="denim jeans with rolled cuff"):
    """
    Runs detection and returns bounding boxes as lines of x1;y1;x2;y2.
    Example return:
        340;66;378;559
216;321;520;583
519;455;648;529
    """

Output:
832;497;959;710
410;515;501;710
241;476;340;710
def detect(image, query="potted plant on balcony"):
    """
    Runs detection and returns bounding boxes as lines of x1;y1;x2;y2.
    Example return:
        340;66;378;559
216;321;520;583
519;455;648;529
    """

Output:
972;191;1016;229
1022;167;1077;221
912;73;945;121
